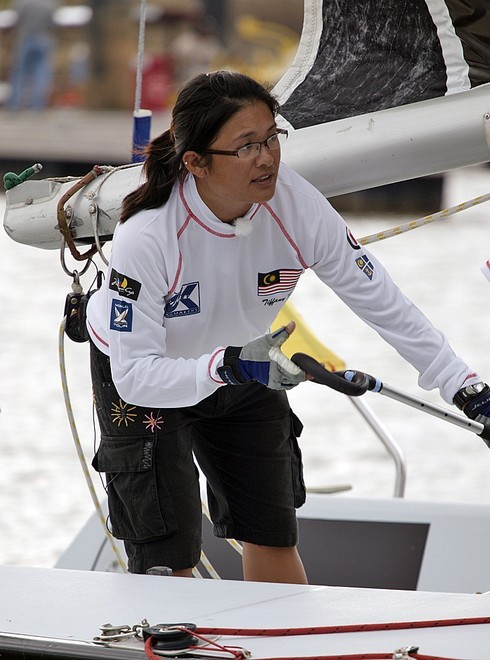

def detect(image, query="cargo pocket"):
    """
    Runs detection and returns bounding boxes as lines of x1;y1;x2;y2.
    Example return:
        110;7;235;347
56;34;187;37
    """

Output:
289;411;306;508
92;435;177;542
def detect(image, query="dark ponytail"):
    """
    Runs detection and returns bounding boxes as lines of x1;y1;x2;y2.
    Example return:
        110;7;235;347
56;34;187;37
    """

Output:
120;71;279;224
120;130;180;223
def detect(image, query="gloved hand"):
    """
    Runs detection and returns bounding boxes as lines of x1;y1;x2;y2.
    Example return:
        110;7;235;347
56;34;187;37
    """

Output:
454;382;490;447
454;382;490;419
217;322;307;390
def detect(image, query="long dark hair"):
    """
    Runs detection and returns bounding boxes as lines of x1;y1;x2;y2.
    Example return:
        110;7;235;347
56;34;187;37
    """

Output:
120;71;280;223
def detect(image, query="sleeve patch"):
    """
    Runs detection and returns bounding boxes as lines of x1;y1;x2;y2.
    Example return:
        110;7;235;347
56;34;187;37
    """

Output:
109;269;142;300
346;227;361;250
355;254;374;280
110;299;133;332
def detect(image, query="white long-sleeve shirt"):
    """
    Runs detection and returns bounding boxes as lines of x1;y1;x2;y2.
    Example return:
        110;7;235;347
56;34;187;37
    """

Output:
87;163;479;408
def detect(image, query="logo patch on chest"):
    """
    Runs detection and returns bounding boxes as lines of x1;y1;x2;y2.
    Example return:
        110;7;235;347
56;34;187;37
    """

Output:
164;282;201;318
257;269;302;296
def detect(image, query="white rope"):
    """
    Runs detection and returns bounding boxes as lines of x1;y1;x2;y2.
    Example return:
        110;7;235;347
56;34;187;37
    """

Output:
134;0;147;114
358;191;490;245
201;499;243;558
58;319;127;572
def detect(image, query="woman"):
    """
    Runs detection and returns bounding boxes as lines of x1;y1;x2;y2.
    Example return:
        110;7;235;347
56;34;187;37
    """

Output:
86;70;490;582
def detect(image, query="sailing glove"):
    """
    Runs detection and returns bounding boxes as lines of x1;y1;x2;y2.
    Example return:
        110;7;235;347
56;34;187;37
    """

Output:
454;382;490;447
217;325;307;390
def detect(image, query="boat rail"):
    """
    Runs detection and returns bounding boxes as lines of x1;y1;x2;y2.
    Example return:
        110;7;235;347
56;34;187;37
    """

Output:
350;397;407;498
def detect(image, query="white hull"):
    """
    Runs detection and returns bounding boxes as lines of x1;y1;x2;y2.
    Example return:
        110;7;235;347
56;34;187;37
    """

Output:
1;563;490;658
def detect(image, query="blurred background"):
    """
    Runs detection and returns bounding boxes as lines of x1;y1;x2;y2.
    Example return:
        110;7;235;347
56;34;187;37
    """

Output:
0;0;302;112
0;0;304;180
0;0;449;212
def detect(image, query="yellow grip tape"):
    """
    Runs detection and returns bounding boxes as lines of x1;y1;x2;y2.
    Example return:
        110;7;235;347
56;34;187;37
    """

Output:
271;302;345;371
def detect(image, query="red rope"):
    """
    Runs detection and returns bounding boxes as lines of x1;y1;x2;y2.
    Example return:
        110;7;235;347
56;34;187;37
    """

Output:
257;655;392;660
248;655;457;660
144;636;462;660
144;628;249;659
249;655;394;660
143;617;490;660
196;615;490;636
144;637;160;660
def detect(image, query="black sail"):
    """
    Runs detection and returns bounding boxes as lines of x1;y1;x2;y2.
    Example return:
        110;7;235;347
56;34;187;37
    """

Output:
277;0;490;128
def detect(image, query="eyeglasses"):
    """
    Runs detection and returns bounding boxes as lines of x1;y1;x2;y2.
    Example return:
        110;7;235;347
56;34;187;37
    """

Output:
203;128;288;160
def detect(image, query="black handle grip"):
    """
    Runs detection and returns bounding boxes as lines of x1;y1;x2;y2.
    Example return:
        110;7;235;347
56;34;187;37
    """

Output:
475;414;490;447
292;353;370;397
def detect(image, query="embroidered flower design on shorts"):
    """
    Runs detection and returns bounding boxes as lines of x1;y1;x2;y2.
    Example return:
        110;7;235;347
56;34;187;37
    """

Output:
143;413;164;432
110;399;137;427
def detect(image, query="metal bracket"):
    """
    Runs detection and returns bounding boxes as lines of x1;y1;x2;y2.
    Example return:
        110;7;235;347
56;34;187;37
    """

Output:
484;113;490;152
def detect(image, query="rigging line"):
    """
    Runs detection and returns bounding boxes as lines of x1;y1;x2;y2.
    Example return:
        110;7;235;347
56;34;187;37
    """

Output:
134;0;147;114
197;548;221;580
358;192;490;245
143;627;451;660
58;319;127;572
201;497;243;557
191;499;239;579
195;615;490;637
203;652;466;660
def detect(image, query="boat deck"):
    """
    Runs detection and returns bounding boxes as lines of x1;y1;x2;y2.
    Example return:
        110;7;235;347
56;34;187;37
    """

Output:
1;565;489;658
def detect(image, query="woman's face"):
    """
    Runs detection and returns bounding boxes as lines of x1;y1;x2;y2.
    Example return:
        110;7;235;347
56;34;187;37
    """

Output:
188;101;281;222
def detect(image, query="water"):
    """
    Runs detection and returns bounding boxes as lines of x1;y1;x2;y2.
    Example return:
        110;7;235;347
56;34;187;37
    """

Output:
1;165;490;568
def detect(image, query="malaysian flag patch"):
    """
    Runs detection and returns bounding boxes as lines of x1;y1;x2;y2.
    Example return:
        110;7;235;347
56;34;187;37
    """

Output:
257;268;302;296
355;254;374;280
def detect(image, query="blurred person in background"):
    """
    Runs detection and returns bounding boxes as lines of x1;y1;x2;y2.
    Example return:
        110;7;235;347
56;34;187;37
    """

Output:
7;0;59;110
202;0;228;45
170;15;223;86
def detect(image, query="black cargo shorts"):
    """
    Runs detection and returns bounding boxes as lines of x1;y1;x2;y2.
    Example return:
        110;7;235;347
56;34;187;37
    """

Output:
90;342;306;574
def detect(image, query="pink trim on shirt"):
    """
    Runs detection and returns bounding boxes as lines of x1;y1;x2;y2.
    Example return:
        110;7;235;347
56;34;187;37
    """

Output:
208;347;226;384
178;179;236;239
168;250;183;296
263;202;309;269
177;213;192;239
168;212;194;295
249;205;261;222
88;321;109;348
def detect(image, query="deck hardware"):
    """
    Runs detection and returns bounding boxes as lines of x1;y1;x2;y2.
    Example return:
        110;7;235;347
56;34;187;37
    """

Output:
93;619;150;644
392;646;420;659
